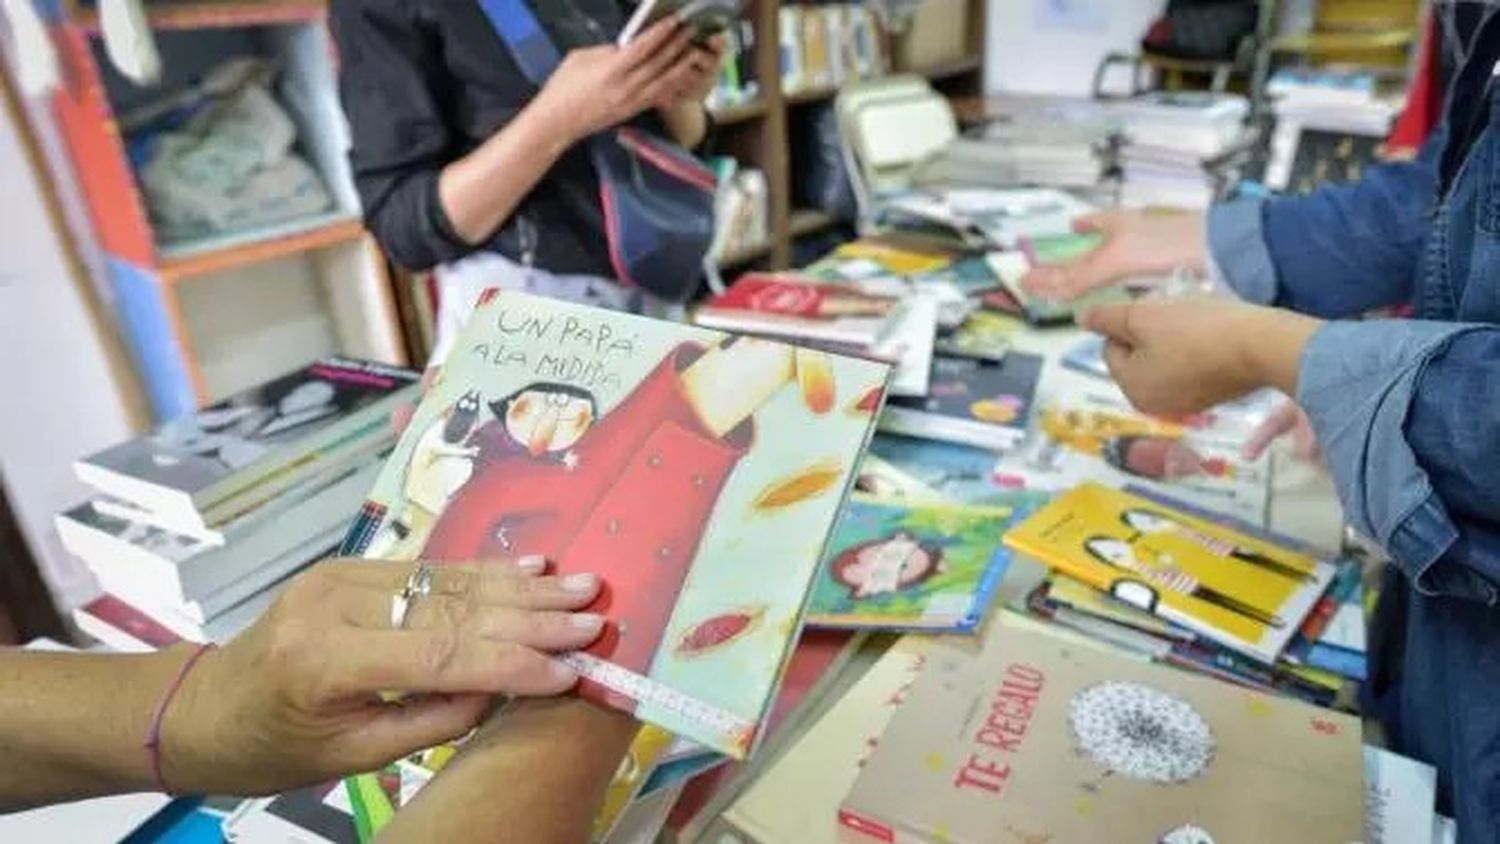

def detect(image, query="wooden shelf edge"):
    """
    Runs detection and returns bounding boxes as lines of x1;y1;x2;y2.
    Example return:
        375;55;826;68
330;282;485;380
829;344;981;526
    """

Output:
158;217;366;284
788;209;841;239
784;84;841;106
911;54;983;82
72;0;325;33
710;99;770;126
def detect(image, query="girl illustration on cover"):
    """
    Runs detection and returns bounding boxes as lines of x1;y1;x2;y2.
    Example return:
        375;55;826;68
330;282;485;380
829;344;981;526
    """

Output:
1084;536;1284;628
1120;508;1313;583
827;531;945;600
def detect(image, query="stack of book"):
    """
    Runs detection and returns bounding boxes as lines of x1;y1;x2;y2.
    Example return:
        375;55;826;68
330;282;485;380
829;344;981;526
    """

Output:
57;357;419;651
873;187;1095;251
1263;69;1401;195
915;102;1117;191
1113;91;1253;210
707;17;760;112
778;3;884;95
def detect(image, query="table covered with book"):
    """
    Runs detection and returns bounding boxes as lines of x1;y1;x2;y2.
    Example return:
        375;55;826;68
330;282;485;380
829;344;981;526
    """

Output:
37;183;1444;844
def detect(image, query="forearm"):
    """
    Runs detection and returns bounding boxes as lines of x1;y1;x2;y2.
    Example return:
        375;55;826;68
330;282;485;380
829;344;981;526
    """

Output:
0;646;196;808
657;99;709;149
438;102;578;246
378;698;637;844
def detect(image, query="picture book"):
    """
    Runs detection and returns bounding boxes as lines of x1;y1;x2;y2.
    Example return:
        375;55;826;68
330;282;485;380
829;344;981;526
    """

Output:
826;239;955;276
723;637;931;844
867;434;1013;506
341;290;890;758
935;310;1023;363
986;250;1132;326
807;496;1024;632
1004;483;1335;664
618;0;743;45
880;354;1044;453
1363;747;1437;844
852;452;945;503
1039;573;1193;642
992;400;1272;526
76;357;417;537
692;273;899;348
840;621;1364;844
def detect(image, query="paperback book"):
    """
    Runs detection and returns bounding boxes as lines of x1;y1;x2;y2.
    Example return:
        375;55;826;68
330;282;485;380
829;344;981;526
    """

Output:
1003;482;1335;664
340;290;890;757
75;357;418;538
692;273;899;349
880;353;1044;452
840;621;1364;843
806;496;1028;632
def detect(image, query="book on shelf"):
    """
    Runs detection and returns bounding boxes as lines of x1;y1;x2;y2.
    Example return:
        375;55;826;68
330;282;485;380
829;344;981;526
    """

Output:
806;495;1034;633
693;273;901;348
717;636;930;844
991;395;1273;527
707;18;760;110
778;3;883;94
840;620;1364;844
708;159;770;264
618;0;744;45
1004;482;1336;665
339;289;890;758
74;357;419;539
56;459;379;617
879;353;1044;453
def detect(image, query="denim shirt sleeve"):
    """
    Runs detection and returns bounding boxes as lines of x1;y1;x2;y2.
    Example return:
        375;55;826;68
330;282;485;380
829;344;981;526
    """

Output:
1298;320;1500;604
1205;133;1444;317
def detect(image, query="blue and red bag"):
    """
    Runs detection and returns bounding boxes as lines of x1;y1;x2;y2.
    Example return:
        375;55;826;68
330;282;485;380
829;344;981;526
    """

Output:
478;0;716;302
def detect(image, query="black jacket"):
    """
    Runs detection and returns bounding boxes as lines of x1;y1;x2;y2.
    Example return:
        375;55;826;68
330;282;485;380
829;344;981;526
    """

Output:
331;0;645;274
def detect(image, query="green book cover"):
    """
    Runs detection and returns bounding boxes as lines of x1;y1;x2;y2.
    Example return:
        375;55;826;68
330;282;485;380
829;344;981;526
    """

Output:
806;495;1030;632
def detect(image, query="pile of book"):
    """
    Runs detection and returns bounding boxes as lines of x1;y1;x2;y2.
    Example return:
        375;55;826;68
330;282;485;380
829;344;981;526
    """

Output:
1113;91;1253;210
915;99;1118;191
1263;68;1402;195
57;358;419;650
778;3;884;95
706;17;760;112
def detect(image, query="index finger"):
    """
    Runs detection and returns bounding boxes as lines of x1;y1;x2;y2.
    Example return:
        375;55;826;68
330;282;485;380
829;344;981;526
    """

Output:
621;17;683;63
1079;302;1137;344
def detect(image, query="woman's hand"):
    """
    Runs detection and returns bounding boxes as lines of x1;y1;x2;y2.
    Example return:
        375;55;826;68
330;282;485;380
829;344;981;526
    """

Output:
1243;400;1322;462
1022;211;1209;301
1079;298;1324;416
531;19;696;143
667;35;727;104
160;556;605;796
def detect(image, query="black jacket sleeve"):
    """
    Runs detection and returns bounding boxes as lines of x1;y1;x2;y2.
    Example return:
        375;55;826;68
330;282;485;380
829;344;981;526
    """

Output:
331;0;474;270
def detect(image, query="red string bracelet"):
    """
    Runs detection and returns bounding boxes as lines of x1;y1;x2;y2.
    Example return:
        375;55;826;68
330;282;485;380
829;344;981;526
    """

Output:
144;642;217;794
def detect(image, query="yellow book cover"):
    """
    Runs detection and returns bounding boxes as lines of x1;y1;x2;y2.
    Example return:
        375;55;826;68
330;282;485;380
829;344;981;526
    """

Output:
1004;483;1334;664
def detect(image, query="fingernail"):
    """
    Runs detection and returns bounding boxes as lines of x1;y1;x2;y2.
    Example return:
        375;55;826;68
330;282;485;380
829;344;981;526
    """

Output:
562;573;599;593
571;613;605;631
516;555;546;574
551;660;579;684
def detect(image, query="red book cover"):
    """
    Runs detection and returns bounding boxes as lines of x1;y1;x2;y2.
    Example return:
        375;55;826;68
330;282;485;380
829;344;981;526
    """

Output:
706;275;897;320
78;595;184;649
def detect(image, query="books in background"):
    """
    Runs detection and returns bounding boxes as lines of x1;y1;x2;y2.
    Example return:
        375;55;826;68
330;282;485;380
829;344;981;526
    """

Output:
875;188;1093;252
693;273;901;349
915;105;1115;190
1264;69;1399;194
779;3;884;95
343;289;889;758
73;358;418;540
880;353;1044;453
839;620;1364;843
806;496;1029;632
1111;91;1253;210
707;17;760;111
708;158;771;264
1004;483;1335;665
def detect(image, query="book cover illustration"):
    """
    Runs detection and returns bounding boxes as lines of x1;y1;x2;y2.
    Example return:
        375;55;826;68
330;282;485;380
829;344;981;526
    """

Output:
993;401;1271;526
1003;483;1334;664
807;496;1027;632
840;622;1363;844
868;435;1014;506
342;290;891;758
935;310;1023;362
80;358;415;499
880;354;1044;451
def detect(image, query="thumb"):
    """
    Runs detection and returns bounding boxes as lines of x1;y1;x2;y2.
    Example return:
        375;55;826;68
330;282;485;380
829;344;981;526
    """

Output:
1079;302;1136;344
344;693;492;769
1241;403;1298;461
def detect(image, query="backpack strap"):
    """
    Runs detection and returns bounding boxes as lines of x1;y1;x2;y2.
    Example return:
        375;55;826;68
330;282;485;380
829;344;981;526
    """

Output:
474;0;562;85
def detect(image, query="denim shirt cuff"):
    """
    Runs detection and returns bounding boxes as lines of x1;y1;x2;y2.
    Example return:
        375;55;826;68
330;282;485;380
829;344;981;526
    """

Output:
1206;198;1277;305
1297;320;1492;602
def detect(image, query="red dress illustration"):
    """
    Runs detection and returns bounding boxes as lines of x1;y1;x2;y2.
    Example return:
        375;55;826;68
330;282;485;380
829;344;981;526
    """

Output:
422;343;754;709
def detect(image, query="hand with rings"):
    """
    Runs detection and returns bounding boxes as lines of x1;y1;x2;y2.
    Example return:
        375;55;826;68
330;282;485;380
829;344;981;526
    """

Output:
149;554;604;796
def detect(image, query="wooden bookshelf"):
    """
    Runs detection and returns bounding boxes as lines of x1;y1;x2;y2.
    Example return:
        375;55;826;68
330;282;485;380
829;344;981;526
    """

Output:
723;0;987;272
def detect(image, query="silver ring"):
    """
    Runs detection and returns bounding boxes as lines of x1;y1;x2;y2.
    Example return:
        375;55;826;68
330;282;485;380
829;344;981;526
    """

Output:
390;564;434;629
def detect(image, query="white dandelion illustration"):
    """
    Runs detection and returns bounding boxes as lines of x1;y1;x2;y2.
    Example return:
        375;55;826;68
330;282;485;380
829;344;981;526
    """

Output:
1068;681;1214;783
1159;824;1215;844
